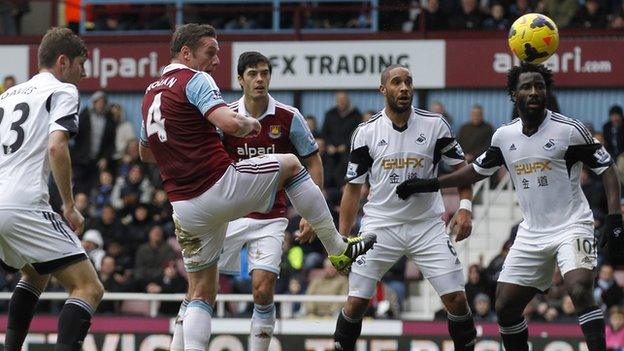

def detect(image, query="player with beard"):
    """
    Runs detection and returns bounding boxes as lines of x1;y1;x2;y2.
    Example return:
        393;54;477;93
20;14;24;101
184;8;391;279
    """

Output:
140;24;376;351
395;62;622;351
333;64;477;351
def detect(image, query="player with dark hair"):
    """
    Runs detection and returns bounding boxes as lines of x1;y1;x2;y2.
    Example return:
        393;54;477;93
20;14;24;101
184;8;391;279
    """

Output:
395;62;622;351
0;27;104;351
213;50;324;350
140;25;375;351
333;64;477;351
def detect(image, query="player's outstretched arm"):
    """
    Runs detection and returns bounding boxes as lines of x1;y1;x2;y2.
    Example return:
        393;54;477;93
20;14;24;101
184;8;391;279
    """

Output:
396;163;487;199
49;130;84;234
206;106;261;138
339;183;363;236
439;163;488;188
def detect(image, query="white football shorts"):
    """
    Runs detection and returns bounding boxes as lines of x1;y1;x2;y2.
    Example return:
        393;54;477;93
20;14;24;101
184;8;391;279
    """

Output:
498;223;596;291
0;209;86;274
350;218;465;298
171;155;281;273
218;217;288;275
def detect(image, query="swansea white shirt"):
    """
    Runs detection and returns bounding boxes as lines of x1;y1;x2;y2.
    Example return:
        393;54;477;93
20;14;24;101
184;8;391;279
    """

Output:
0;72;80;210
473;110;613;234
347;107;464;229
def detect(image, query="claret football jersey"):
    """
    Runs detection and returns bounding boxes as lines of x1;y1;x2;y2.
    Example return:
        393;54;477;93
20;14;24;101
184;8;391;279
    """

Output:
141;63;230;202
223;94;318;219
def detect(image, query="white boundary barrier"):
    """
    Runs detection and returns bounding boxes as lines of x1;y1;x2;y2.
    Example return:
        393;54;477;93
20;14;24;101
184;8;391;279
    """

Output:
0;292;348;318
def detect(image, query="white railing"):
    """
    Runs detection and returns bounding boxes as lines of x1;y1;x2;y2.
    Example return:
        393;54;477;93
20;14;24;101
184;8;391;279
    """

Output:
0;292;347;318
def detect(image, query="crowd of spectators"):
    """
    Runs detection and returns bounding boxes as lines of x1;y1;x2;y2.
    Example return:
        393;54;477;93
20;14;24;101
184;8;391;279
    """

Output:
77;0;624;33
1;0;623;35
0;76;623;325
392;0;624;31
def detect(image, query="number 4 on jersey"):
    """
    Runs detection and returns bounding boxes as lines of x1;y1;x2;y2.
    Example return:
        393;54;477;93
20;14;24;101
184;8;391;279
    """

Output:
146;92;167;142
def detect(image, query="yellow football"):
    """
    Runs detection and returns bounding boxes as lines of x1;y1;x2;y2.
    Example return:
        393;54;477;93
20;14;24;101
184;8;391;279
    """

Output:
508;13;559;64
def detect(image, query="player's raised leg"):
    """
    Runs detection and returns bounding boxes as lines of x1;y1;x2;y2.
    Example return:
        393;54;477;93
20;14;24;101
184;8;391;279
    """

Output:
4;265;49;351
494;282;539;351
52;259;104;351
564;268;606;350
273;153;376;270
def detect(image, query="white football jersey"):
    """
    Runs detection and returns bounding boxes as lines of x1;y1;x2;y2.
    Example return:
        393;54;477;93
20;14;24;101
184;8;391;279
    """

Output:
0;72;80;210
347;107;465;229
473;110;613;234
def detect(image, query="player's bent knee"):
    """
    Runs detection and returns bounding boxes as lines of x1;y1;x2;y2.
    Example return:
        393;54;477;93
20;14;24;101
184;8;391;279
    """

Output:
494;297;523;322
253;284;274;304
343;296;370;320
567;279;593;306
441;291;469;314
276;154;302;176
81;281;104;302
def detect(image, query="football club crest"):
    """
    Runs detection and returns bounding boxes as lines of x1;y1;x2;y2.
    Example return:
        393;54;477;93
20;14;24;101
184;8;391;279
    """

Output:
415;133;427;145
269;125;282;139
543;138;555;150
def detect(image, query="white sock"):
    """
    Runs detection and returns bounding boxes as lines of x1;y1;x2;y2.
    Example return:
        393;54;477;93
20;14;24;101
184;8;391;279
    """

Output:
285;168;347;255
170;298;189;351
249;303;276;351
183;300;213;351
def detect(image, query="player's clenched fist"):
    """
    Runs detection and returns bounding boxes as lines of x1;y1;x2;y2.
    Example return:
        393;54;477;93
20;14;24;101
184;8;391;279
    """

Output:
246;118;262;138
395;177;440;200
603;213;624;264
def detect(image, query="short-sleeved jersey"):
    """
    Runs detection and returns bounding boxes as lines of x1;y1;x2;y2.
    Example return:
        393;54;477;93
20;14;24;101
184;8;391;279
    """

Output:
473;110;613;234
141;63;230;202
0;72;80;210
347;107;465;229
223;94;318;219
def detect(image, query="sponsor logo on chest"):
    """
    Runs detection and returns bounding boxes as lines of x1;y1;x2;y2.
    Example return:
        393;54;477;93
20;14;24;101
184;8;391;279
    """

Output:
237;143;276;158
382;157;424;169
514;160;552;175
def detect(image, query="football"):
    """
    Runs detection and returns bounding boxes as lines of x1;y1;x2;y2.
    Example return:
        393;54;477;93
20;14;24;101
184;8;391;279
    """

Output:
508;13;559;64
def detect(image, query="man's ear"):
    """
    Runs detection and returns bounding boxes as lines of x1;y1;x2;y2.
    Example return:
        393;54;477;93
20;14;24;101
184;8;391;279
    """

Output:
57;54;68;70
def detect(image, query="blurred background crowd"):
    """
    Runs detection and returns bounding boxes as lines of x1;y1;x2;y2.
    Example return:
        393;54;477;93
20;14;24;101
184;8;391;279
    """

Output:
0;0;623;347
2;0;624;36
